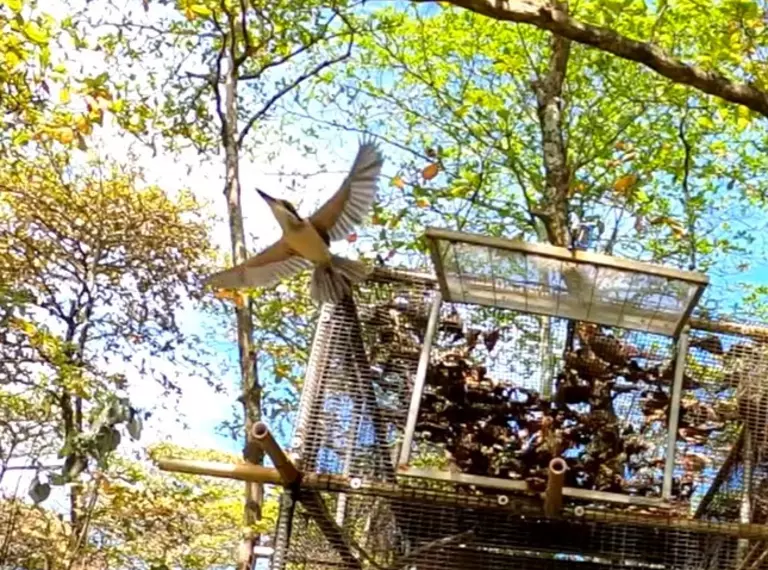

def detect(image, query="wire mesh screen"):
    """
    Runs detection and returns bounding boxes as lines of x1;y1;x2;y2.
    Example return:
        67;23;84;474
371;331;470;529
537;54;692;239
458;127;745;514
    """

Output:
407;300;678;500
684;324;768;525
427;229;707;337
270;486;767;570
292;269;437;481
290;264;768;518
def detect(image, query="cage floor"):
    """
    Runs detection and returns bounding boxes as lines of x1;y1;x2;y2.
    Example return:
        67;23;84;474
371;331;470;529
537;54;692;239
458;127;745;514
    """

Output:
272;486;768;570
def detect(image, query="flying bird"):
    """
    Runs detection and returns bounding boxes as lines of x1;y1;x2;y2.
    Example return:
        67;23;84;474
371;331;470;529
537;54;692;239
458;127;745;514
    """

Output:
205;140;384;304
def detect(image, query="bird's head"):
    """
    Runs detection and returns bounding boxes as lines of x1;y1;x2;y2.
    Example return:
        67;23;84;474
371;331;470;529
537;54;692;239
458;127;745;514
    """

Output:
256;188;302;223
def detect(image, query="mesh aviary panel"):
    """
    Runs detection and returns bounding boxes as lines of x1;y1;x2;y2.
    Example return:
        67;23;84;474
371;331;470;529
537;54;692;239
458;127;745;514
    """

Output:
280;264;768;570
271;485;768;570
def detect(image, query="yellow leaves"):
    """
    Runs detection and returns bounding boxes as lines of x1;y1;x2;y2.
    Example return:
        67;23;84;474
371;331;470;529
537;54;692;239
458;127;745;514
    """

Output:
4;49;21;69
84;93;110;126
108;98;125;113
1;0;23;13
34;123;89;149
74;113;92;135
22;22;48;46
737;105;752;131
185;3;212;19
55;126;74;144
127;113;144;133
698;115;715;130
569;181;587;196
449;185;470;198
416;197;430;208
274;362;291;378
189;4;212;16
613;173;638;195
59;87;70;104
391;175;405;189
649;216;686;238
422;162;440;180
213;288;246;307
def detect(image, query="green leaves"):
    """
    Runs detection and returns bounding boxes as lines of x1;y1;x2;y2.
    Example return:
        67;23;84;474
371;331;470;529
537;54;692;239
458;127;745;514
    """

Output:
28;475;51;504
22;21;48;45
127;410;143;440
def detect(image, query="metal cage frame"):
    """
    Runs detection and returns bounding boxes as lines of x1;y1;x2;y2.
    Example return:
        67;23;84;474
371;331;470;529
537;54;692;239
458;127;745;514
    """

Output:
397;229;710;506
424;228;709;338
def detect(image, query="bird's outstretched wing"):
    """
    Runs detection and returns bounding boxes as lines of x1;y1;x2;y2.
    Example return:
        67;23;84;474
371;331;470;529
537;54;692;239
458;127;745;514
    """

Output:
310;140;384;242
205;238;312;290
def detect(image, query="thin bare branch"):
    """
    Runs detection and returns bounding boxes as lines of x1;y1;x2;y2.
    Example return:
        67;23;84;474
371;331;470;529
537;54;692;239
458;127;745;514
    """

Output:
238;13;346;82
678;109;697;270
237;37;354;146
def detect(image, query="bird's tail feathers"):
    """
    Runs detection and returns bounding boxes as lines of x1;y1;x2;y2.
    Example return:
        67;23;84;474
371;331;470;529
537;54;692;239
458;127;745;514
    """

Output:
310;255;371;304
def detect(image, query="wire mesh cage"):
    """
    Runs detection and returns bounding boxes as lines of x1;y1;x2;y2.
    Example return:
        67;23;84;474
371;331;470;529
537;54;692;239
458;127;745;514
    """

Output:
682;323;768;525
271;484;768;570
392;229;713;507
402;301;680;503
277;229;768;570
291;269;438;482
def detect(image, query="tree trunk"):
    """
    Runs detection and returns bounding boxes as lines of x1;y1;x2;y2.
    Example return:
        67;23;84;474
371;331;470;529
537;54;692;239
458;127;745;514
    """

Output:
531;29;571;248
61;321;85;552
221;38;262;570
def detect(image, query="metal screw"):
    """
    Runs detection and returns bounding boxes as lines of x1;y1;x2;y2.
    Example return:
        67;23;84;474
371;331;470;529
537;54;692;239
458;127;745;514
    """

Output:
574;506;585;517
350;477;363;489
497;495;509;506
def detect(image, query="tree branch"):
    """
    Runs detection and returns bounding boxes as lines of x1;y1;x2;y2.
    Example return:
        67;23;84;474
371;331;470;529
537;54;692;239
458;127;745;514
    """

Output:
237;36;354;146
213;38;227;142
419;0;768;118
233;0;252;69
678;110;697;270
238;14;347;82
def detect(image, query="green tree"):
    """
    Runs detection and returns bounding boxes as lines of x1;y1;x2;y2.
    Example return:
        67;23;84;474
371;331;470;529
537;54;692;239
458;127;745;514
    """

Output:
0;444;280;570
303;3;768;291
416;0;768;121
0;151;217;566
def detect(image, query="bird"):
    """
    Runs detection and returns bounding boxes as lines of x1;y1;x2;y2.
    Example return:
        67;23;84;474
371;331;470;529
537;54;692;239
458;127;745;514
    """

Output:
205;140;384;304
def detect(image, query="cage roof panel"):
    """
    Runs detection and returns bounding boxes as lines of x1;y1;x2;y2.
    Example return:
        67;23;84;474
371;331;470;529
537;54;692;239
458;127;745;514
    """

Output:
425;228;709;337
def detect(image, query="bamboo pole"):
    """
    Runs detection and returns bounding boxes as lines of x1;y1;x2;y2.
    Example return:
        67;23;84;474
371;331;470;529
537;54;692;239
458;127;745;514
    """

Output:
689;318;768;342
157;457;768;541
156;459;284;485
252;422;301;485
694;427;744;519
544;457;566;517
576;508;768;541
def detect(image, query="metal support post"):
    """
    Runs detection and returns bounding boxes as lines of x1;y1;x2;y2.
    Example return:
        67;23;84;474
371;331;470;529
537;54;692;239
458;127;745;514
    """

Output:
397;291;442;467
662;328;689;500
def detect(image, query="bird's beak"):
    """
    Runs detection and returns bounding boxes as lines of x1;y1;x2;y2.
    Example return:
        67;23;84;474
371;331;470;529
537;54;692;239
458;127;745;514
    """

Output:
256;188;276;203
